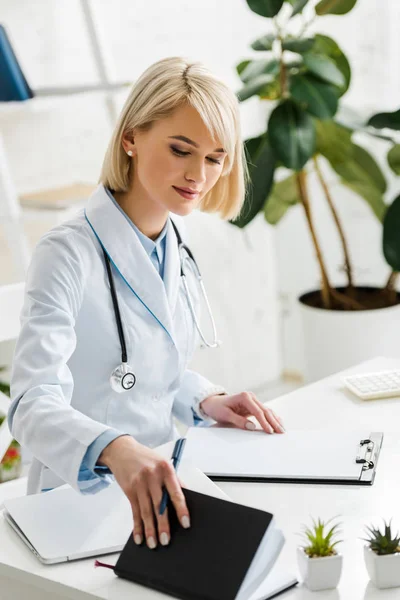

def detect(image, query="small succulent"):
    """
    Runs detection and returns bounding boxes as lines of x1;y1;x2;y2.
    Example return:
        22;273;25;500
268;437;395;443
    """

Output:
364;520;400;556
301;517;342;558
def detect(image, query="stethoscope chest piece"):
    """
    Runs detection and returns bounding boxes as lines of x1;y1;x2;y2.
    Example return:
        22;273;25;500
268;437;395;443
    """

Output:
110;363;136;393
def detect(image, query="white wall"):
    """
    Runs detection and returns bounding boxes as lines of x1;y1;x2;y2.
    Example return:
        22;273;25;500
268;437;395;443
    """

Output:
0;0;281;392
1;0;399;387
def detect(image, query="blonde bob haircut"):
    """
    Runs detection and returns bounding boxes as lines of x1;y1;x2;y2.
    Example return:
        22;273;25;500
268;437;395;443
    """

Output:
99;56;249;221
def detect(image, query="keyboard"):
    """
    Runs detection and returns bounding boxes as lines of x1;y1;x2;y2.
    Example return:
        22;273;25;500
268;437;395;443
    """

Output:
342;370;400;400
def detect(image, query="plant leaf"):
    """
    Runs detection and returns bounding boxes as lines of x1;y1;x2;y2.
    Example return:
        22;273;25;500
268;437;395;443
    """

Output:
251;33;276;51
268;99;316;170
290;0;310;17
264;174;300;224
316;119;353;163
342;181;386;222
282;37;315;53
246;0;284;17
368;109;400;131
383;194;400;271
290;74;339;119
331;143;386;194
240;58;280;83
230;136;276;228
302;53;345;88
321;141;387;220
308;34;351;95
388;144;400;175
236;60;251;81
316;0;358;16
237;73;277;101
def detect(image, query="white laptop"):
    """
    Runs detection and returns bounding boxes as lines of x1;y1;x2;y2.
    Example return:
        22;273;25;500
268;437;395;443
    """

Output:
3;462;228;565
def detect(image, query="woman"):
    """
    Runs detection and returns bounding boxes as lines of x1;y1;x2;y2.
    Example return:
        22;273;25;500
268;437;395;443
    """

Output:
8;56;284;550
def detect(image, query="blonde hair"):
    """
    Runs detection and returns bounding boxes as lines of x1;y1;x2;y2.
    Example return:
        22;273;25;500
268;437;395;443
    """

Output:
99;56;249;221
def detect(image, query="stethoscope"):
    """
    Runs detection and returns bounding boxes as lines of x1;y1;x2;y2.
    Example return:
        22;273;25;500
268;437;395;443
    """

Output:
104;219;221;393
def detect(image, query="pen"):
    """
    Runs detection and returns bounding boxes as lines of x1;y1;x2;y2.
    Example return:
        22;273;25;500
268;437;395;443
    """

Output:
159;437;186;515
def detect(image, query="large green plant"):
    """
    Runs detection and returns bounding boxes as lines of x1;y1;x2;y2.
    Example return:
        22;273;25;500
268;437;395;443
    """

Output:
233;0;400;310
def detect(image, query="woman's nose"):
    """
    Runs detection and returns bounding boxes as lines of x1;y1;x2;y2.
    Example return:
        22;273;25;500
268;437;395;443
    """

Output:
185;160;206;185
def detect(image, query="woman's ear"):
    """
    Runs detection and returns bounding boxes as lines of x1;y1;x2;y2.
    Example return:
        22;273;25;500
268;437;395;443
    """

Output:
121;130;136;156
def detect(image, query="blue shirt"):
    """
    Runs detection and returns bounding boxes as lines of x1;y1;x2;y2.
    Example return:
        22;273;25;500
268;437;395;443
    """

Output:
77;188;168;489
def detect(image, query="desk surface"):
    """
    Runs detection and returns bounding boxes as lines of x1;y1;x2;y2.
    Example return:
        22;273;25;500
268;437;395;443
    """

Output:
1;355;400;600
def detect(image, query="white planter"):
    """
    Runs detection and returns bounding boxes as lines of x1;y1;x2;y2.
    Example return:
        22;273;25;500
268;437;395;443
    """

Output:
364;546;400;589
297;547;342;591
298;287;400;382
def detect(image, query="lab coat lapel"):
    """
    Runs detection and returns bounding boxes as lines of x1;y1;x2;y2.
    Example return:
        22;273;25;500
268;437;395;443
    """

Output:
85;185;176;343
163;217;181;317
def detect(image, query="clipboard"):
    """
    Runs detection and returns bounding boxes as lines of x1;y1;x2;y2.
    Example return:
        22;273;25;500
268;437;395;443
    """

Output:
183;429;384;486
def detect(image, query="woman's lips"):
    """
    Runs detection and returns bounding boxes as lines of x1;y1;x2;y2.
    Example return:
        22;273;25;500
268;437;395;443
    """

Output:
173;186;200;200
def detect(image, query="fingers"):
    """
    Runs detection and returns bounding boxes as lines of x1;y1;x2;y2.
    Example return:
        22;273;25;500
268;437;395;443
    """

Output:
256;400;285;433
131;495;143;546
241;393;285;434
131;460;190;550
136;479;158;549
148;465;171;547
163;464;191;530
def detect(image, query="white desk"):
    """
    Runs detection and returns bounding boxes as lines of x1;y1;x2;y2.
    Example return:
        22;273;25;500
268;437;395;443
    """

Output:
1;355;400;600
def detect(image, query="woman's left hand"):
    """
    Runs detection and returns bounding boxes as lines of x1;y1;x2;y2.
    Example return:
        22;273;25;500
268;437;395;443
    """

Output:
200;392;285;434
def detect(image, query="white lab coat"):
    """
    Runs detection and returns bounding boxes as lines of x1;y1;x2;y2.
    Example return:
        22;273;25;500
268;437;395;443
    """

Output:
9;185;225;494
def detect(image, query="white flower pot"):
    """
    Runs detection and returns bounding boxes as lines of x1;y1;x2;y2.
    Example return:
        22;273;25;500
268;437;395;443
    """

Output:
297;547;343;591
298;287;400;382
364;545;400;589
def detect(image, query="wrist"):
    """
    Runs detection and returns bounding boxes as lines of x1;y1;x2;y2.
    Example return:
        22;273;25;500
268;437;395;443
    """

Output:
98;434;136;469
200;393;227;417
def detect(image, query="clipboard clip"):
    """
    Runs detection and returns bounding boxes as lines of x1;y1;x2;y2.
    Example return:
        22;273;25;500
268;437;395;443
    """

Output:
356;439;375;470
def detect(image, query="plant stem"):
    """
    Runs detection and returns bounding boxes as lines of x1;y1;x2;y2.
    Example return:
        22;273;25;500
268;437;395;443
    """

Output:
296;171;332;308
313;156;354;290
384;270;399;304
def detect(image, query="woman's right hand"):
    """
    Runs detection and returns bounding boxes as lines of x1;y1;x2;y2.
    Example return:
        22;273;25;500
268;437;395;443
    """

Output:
98;435;190;549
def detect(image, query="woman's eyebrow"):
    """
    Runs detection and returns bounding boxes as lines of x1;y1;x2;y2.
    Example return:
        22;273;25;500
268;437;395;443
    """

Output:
168;135;226;153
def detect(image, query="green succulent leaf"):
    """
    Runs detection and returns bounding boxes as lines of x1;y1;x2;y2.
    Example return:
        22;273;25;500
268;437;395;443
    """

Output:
246;0;284;17
308;34;351;95
231;136;276;228
264;174;300;224
268;99;316;170
315;0;358;16
302;53;345;88
387;145;400;175
289;0;310;17
237;73;277;101
251;33;276;51
282;37;315;53
290;74;339;120
302;518;342;557
368;109;400;131
239;58;280;83
364;520;400;555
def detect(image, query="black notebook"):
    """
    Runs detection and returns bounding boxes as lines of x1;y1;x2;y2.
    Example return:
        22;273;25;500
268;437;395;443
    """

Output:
114;488;294;600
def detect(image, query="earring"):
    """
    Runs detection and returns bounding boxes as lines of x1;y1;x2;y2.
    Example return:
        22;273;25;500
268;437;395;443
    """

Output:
127;150;133;157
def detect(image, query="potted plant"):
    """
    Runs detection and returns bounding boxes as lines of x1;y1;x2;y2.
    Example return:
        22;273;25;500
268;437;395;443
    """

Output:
0;375;22;483
297;517;343;591
232;0;400;380
363;520;400;589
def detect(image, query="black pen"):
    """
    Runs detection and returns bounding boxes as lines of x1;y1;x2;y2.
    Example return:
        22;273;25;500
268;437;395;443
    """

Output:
159;438;186;515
